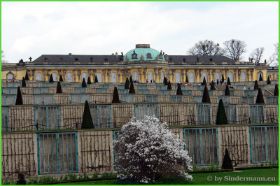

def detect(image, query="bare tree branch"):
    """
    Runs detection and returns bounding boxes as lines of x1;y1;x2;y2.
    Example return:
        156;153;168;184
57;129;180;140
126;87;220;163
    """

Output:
250;47;264;64
188;40;224;56
223;39;246;61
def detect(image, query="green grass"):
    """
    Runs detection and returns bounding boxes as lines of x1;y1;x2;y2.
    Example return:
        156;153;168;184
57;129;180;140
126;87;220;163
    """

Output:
57;168;278;185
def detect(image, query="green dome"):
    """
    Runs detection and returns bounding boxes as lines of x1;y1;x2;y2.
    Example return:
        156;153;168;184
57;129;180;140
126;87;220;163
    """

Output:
125;44;165;62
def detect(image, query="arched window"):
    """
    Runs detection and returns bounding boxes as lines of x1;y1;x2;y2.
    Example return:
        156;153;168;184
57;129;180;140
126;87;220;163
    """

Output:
175;72;181;83
7;72;14;81
51;72;58;81
111;72;117;83
35;72;43;81
188;72;195;83
132;51;137;59
257;71;263;80
160;71;165;82
132;72;139;81
215;72;221;81
66;72;73;82
147;72;153;82
95;73;102;82
227;72;234;82
81;72;88;81
201;72;207;82
146;53;152;59
240;71;246;82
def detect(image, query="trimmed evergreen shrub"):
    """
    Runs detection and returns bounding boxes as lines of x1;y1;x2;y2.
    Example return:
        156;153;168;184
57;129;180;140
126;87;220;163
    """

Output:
259;73;263;81
125;78;130;89
221;75;225;83
216;79;219;85
202;85;211;103
167;81;172;90
254;80;259;90
56;82;62;93
176;83;183;95
225;85;230;96
201;77;207;86
163;77;168;85
59;75;63;82
216;99;228;125
22;77;26;87
274;84;278;96
25;71;29;81
256;88;265;104
49;74;54;83
87;76;92;84
227;77;231;85
82;78;87;88
222;149;233;170
81;100;94;129
185;75;189;83
129;76;133;83
129;80;135;94
94;75;98;83
267;76;271;85
210;81;216;90
112;87;121;103
15;86;23;105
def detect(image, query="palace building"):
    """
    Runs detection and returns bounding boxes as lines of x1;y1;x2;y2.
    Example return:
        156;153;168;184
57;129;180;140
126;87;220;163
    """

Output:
2;44;277;83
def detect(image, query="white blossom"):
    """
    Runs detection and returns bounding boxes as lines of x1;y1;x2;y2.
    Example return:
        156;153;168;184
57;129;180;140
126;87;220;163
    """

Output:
114;116;192;183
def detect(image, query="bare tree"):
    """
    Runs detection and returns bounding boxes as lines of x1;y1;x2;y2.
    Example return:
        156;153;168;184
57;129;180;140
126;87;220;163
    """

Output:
250;47;264;64
188;40;224;56
223;39;246;61
269;43;278;66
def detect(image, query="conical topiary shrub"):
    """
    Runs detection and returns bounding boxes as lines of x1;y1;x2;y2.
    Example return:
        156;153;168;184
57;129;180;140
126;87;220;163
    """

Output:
49;74;54;83
81;100;94;129
167;81;172;90
216;79;219;85
125;78;130;89
87;76;92;84
129;76;133;83
221;75;225;83
15;86;23;105
94;75;98;83
59;75;63;82
267;76;271;85
225;85;230;96
216;99;228;125
259;73;263;81
176;83;183;95
210;81;216;90
129;80;135;94
227;77;231;85
185;75;189;83
25;71;29;81
256;88;265;104
82;78;87;88
202;85;211;103
163;77;168;85
274;84;278;96
56;82;62;93
222;149;233;170
254;80;259;90
22;77;26;87
201;77;207;86
112;87;121;103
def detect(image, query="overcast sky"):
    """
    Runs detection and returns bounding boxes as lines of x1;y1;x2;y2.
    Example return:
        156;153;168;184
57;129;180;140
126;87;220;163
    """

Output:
2;2;278;63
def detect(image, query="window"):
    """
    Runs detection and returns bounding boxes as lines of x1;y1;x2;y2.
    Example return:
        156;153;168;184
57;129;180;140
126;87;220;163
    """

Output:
146;53;152;59
188;72;195;83
175;72;181;83
132;51;137;59
111;72;117;83
35;72;43;81
81;72;88;81
240;71;246;82
227;72;234;82
66;72;73;82
7;73;14;81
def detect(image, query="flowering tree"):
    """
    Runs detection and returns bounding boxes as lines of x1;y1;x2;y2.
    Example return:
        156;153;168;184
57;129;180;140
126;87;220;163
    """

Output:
114;116;192;183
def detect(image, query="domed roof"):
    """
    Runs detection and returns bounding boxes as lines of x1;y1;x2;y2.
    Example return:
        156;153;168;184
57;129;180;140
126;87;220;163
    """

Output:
125;44;165;62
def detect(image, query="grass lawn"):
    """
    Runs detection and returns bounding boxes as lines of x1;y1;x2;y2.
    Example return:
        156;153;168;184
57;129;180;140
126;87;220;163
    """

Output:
57;167;278;185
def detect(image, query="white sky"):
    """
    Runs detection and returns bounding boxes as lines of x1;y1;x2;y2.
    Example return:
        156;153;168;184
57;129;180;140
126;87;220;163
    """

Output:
2;2;278;63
